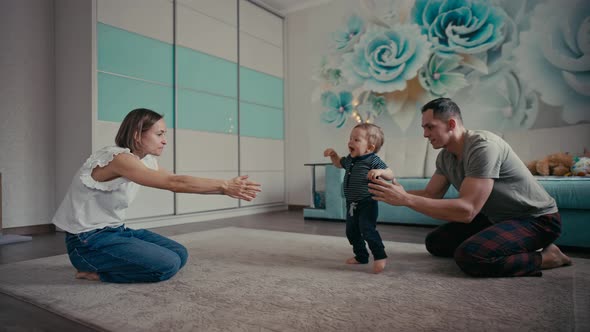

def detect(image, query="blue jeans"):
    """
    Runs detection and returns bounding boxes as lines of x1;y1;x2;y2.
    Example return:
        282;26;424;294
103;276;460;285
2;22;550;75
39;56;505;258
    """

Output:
65;225;188;283
346;198;387;263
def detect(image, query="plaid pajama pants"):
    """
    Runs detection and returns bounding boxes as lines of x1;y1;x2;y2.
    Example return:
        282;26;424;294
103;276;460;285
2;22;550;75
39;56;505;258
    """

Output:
425;212;562;277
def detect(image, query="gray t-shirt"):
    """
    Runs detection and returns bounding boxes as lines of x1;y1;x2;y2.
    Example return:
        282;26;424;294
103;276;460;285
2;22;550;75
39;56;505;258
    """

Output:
435;130;557;222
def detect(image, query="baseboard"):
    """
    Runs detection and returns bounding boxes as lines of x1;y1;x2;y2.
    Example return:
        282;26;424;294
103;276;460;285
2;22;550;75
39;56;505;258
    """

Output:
127;204;288;229
6;205;289;235
288;205;306;211
1;224;56;235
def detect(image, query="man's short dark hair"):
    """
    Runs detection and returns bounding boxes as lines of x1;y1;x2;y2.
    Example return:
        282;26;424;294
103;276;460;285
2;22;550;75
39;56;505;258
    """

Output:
421;97;463;122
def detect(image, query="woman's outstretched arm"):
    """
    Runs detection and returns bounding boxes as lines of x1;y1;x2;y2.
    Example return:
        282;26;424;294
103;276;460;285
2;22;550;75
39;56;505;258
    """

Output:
96;153;261;201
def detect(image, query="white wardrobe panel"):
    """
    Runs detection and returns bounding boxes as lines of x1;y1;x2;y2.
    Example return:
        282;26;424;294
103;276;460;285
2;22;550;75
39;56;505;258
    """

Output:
97;0;173;44
177;0;237;26
127;187;174;219
239;0;282;47
241;171;284;206
240;32;283;78
177;4;237;62
176;171;240;213
176;129;238;172
240;137;284;171
94;120;174;170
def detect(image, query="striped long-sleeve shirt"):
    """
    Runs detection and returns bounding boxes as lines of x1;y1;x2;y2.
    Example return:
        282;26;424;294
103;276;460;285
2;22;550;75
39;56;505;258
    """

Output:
340;153;388;202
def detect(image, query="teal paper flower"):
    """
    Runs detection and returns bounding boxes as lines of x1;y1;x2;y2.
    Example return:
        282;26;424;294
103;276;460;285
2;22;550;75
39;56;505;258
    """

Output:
355;92;387;123
333;15;365;51
322;68;343;86
341;24;431;93
316;56;343;87
320;91;354;128
418;54;468;97
514;0;590;124
412;0;508;55
368;93;387;115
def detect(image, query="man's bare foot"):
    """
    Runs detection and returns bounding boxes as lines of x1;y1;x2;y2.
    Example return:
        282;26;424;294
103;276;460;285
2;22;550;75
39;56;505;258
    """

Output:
75;271;100;281
346;257;362;264
541;244;572;269
373;259;386;274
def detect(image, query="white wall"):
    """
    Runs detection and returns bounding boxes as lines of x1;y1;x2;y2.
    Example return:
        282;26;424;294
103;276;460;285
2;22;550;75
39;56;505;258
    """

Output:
284;10;312;206
285;1;354;206
0;0;56;228
55;0;95;206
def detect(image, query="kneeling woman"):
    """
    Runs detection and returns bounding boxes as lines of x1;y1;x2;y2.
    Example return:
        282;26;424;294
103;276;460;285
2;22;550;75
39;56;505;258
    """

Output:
53;108;261;283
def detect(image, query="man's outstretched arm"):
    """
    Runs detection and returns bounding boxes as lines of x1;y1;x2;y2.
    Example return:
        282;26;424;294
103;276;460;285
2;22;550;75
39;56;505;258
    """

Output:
406;173;451;199
369;176;494;223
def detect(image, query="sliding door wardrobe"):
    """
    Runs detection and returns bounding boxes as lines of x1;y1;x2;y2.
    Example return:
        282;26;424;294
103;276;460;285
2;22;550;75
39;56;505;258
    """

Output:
93;0;284;222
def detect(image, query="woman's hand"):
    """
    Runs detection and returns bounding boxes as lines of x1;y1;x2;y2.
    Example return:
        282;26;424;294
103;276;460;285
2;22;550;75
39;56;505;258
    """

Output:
223;175;262;201
368;178;408;206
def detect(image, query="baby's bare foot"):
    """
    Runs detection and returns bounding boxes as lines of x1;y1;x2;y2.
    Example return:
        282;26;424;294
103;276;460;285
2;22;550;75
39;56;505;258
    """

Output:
345;257;362;264
373;259;386;274
541;244;572;269
75;271;100;281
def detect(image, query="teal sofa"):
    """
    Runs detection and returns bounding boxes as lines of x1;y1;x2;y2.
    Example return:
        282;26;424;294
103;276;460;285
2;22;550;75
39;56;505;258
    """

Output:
304;166;590;248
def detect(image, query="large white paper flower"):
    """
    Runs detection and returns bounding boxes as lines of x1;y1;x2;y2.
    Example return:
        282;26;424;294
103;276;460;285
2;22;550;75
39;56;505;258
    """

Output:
514;0;590;124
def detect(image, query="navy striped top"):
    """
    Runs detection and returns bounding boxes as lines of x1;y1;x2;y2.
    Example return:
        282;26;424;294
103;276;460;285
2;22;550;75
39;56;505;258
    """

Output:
340;153;388;202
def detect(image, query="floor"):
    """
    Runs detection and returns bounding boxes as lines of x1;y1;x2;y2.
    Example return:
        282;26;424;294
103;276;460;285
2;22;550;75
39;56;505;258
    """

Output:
1;209;588;331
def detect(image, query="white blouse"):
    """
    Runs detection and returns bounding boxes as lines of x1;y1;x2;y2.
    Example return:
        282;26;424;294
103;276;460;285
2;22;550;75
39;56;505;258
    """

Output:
52;146;158;234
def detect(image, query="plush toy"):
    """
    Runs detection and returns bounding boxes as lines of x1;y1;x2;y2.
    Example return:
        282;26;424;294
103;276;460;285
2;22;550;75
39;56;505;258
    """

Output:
526;148;590;176
571;148;590;176
526;152;574;176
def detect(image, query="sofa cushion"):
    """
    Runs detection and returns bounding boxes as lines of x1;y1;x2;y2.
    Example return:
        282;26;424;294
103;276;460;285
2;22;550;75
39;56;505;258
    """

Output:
381;136;428;178
536;177;590;210
503;124;590;163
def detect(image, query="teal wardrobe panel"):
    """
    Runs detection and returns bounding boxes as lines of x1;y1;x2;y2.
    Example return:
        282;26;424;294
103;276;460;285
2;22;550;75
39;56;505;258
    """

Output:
97;23;173;85
177;89;237;134
98;72;174;125
239;102;283;139
239;67;283;109
177;47;237;98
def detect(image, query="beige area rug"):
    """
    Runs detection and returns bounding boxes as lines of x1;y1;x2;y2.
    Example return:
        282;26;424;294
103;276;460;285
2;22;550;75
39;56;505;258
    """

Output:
0;227;588;332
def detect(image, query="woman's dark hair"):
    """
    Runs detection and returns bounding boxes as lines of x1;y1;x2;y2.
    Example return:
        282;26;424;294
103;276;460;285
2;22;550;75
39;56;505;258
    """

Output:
115;108;163;152
421;97;463;122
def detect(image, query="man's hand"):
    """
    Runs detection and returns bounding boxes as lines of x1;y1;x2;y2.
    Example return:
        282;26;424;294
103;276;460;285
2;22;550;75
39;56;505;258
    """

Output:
368;178;409;206
223;175;261;201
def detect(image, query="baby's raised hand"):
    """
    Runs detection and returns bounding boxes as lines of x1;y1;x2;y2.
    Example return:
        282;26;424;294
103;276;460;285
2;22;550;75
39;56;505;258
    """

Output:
324;148;336;157
368;169;383;181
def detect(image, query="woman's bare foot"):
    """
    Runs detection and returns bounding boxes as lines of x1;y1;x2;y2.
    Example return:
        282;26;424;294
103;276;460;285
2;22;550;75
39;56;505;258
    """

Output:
346;257;362;264
373;259;386;274
541;244;572;269
75;271;100;281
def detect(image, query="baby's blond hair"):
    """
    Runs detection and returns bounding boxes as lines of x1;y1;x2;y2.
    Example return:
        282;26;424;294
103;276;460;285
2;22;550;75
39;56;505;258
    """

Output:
353;123;384;153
